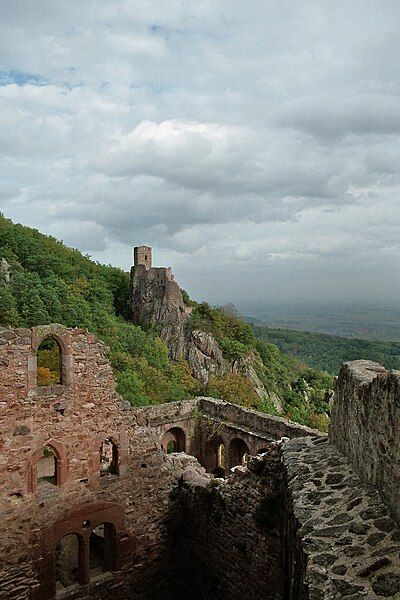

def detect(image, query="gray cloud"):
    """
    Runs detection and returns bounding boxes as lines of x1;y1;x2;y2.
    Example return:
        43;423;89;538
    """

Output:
0;1;399;308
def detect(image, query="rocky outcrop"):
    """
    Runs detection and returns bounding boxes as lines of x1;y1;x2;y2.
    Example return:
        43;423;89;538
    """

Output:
233;352;283;411
0;258;11;283
130;249;227;385
161;323;225;384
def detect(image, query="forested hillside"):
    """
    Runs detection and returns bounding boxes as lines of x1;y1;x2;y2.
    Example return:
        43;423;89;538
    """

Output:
0;214;333;430
254;326;400;374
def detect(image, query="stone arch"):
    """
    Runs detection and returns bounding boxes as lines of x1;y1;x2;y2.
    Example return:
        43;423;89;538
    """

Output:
91;434;127;480
228;437;250;470
28;439;68;493
32;503;132;599
55;532;84;588
89;522;117;575
161;427;186;453
30;326;73;388
203;434;228;477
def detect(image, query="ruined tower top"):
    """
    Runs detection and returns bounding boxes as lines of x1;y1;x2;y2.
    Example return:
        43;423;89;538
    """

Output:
133;246;152;270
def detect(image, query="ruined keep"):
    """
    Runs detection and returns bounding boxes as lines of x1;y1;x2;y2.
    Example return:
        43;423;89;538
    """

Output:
131;245;188;326
1;325;400;599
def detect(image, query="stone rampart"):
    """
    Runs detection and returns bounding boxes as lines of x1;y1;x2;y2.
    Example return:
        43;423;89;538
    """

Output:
2;325;399;600
330;360;400;523
281;435;400;599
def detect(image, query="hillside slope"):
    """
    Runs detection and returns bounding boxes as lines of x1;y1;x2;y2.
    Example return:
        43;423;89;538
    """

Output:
254;325;400;374
0;213;332;430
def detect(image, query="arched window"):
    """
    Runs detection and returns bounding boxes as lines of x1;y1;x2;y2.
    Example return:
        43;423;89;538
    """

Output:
55;534;81;591
228;438;250;470
207;436;226;477
37;337;62;386
37;445;58;489
100;439;119;476
161;427;186;454
217;443;226;469
212;441;226;477
89;523;116;576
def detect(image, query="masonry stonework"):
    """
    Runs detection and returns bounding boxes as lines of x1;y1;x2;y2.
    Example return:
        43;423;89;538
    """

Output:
1;328;400;599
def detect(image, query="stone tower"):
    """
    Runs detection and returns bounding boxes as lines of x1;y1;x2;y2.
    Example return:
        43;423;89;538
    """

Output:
133;246;152;270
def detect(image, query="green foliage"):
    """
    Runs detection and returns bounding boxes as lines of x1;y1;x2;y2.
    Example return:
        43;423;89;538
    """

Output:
0;213;334;430
37;340;61;385
208;372;261;408
188;299;334;431
0;214;198;406
189;302;254;360
254;325;400;374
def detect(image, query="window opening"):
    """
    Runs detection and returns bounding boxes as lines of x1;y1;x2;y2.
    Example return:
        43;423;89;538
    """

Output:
37;337;62;386
37;445;57;489
100;439;119;476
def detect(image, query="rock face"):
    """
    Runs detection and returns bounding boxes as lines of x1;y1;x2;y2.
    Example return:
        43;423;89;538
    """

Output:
130;246;229;385
233;351;284;412
130;245;281;409
0;257;11;283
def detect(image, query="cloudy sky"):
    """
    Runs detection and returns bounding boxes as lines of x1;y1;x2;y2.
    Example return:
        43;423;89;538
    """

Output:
1;1;400;311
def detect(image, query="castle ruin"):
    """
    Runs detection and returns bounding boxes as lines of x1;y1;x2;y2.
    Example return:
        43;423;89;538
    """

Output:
0;323;400;599
131;246;189;326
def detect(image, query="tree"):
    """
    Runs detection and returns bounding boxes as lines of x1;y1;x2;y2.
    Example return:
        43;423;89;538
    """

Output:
0;285;19;325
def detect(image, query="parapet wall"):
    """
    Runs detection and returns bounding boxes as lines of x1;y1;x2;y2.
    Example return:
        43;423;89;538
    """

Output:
199;396;320;440
330;360;400;522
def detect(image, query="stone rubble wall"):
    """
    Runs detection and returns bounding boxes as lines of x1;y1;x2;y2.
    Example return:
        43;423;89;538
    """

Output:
169;446;284;600
282;436;400;599
199;396;322;440
330;360;400;523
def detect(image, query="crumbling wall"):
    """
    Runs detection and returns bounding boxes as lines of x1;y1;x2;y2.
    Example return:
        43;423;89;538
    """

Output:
0;325;185;600
170;445;284;600
330;360;400;522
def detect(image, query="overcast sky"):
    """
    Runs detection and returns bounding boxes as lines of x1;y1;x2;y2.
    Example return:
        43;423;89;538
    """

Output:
1;1;399;311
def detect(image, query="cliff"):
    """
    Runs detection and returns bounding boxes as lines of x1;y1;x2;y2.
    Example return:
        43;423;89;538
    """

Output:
130;246;282;409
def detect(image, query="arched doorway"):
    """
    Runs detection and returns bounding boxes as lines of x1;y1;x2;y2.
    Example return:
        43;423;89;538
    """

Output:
161;427;186;453
205;436;226;477
228;438;249;470
55;533;82;592
89;522;116;577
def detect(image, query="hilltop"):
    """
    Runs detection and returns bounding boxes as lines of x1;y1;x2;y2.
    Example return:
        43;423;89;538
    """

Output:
0;213;332;430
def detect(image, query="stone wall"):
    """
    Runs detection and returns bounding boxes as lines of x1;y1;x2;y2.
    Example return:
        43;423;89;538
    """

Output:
0;325;183;600
3;326;399;600
330;360;400;523
281;435;400;599
169;445;284;600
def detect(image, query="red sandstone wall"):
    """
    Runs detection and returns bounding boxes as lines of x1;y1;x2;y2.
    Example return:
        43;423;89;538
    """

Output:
0;325;178;600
